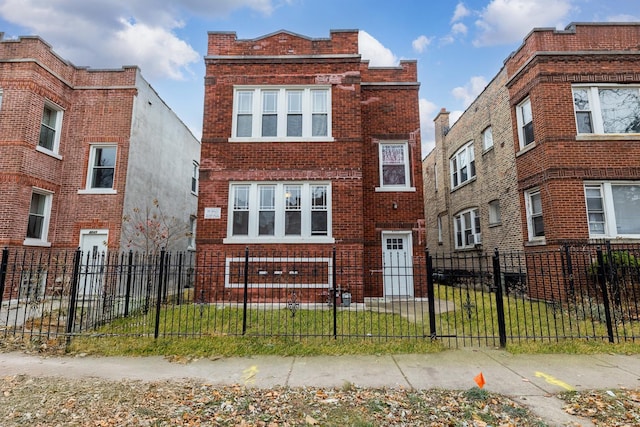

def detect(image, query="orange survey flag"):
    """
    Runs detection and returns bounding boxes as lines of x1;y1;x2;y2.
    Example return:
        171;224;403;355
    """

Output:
474;372;486;389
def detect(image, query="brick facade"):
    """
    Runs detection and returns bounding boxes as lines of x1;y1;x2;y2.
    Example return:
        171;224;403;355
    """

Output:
199;30;424;302
424;22;640;301
423;67;523;255
0;35;199;253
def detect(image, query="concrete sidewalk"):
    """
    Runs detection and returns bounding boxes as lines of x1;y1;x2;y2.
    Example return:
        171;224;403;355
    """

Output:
1;349;640;426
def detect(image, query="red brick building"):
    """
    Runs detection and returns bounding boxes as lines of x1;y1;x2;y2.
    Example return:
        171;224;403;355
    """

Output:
506;23;640;248
0;35;200;255
423;23;640;300
198;30;424;302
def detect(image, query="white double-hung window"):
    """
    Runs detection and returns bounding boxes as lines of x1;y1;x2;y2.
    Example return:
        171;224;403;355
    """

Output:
79;145;117;194
24;188;53;247
585;182;640;238
377;142;413;191
454;208;481;249
516;97;534;148
573;85;640;134
525;188;544;241
450;140;475;189
38;101;64;156
227;182;332;242
232;87;331;141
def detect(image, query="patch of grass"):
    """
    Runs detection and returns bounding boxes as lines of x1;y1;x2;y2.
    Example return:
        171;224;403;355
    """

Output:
67;335;444;357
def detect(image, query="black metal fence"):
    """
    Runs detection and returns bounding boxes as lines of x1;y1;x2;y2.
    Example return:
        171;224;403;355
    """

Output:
1;242;639;347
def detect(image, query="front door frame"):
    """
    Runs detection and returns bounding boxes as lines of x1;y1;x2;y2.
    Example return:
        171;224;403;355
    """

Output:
381;230;414;298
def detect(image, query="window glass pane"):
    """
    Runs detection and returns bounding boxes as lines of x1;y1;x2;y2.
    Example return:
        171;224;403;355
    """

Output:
311;186;327;209
262;91;277;113
312;90;327;112
39;106;57;150
383;165;406;185
612;185;640;234
521;100;532;123
285;211;301;235
532;216;545;237
287;115;302;136
599;88;640;133
573;88;590;110
312;114;327;136
576;111;593;133
262;115;277;136
233;186;249;209
483;127;493;149
259;211;275;235
237;91;253;113
311;211;327;235
233;212;249;235
259;186;275;209
287;91;302;113
237;115;252;137
489;200;501;224
91;147;116;188
531;192;542;214
27;193;46;239
523;122;535;145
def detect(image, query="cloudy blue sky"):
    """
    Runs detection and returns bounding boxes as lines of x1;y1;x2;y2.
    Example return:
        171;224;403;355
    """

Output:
1;0;639;156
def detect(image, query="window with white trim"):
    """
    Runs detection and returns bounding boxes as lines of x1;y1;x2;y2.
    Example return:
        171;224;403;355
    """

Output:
437;215;443;244
191;161;199;194
228;182;331;241
525;188;544;241
482;126;494;150
0;89;3;110
488;199;501;225
573;86;640;134
454;208;481;249
38;101;63;154
585;182;640;238
379;142;411;189
232;87;331;140
516;97;534;148
85;145;116;192
450;141;475;188
25;189;53;246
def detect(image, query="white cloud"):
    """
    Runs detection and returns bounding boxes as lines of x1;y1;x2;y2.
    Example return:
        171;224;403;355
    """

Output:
451;2;471;23
473;0;572;46
359;30;398;66
0;0;279;79
419;98;438;157
109;19;199;80
412;35;433;53
451;76;488;107
451;22;468;36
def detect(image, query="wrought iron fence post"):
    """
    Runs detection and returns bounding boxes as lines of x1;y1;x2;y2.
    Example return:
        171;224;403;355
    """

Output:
425;248;437;341
0;247;9;309
492;249;507;348
124;250;133;317
242;246;249;335
562;244;575;298
596;247;615;343
332;247;337;339
154;248;166;339
65;247;82;345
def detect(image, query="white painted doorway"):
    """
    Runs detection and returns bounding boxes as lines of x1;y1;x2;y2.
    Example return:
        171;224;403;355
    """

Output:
382;231;414;297
79;230;108;296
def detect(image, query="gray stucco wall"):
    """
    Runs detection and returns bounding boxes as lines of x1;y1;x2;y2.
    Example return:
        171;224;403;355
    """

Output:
121;70;201;252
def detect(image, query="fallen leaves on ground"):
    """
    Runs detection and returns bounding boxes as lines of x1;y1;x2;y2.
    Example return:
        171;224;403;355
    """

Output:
559;388;640;426
0;375;546;426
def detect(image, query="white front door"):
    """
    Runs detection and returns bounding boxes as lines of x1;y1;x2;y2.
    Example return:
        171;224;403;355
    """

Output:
79;230;108;296
382;232;414;297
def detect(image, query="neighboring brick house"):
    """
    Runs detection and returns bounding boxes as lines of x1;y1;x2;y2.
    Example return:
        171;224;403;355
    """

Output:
506;23;640;249
423;66;523;254
423;22;640;299
199;30;424;302
0;35;200;255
